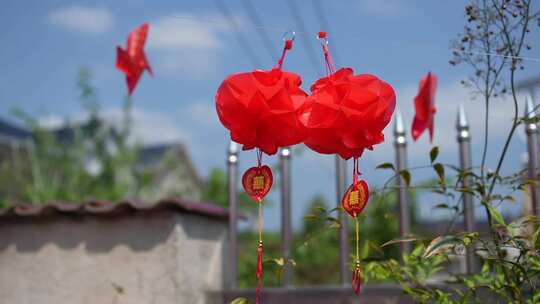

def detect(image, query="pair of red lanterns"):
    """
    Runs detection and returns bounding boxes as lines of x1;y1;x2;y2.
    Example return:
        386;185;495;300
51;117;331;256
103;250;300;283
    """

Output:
216;32;395;299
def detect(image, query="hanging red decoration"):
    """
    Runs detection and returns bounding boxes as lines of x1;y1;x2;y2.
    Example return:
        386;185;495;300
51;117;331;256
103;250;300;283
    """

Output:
300;32;395;295
412;71;438;142
215;41;307;156
299;53;395;160
116;23;153;96
215;36;304;304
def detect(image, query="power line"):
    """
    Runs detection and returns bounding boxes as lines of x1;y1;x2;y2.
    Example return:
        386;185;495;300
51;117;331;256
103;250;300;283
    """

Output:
213;0;262;67
167;14;540;64
240;0;278;61
285;0;322;76
311;0;340;67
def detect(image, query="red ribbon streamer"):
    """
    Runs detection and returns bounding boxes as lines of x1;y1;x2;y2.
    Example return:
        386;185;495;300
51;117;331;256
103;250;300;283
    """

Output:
352;263;362;295
256;241;263;304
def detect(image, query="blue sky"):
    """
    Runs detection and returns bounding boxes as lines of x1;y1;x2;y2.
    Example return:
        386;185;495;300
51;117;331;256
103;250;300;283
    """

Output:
1;0;540;231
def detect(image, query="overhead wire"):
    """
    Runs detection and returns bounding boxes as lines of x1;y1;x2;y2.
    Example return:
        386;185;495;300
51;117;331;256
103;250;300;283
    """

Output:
311;0;341;67
240;0;279;61
212;0;262;67
284;0;323;75
167;14;540;64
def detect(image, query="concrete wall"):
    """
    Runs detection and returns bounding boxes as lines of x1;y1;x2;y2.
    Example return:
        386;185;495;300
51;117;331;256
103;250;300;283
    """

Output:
0;211;227;304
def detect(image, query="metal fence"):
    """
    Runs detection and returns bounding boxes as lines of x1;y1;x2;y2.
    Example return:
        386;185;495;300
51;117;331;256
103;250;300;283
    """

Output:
225;91;540;288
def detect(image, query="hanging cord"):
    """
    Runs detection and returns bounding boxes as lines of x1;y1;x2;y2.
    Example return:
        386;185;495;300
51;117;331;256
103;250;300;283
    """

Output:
275;31;295;69
352;216;362;295
255;148;264;304
352;157;360;185
318;32;336;76
256;149;263;168
256;202;264;304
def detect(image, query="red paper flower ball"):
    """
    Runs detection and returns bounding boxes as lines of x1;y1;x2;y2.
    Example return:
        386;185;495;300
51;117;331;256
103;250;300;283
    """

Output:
299;68;396;159
216;68;308;155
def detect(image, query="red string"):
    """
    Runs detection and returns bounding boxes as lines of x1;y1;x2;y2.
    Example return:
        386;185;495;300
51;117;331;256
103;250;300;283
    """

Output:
318;32;336;76
256;149;263;168
256;242;264;304
276;39;293;69
352;157;360;184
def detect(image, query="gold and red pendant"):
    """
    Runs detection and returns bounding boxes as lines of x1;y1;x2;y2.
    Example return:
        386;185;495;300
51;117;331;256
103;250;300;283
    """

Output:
342;179;369;218
242;165;273;203
341;157;369;295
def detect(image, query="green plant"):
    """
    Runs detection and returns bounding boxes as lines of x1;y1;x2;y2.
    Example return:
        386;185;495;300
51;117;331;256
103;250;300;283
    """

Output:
1;67;153;204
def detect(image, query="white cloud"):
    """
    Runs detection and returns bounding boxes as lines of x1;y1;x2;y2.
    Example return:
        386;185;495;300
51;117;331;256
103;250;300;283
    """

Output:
148;14;238;51
147;13;241;77
49;6;114;35
358;0;413;17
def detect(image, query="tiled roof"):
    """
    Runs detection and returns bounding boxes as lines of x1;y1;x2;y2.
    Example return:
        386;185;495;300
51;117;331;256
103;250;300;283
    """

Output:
0;118;32;141
0;198;242;221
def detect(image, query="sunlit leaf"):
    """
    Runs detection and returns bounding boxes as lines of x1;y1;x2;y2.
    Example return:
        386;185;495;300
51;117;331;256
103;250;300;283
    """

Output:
381;237;419;247
303;214;318;221
327;222;341;229
230;298;250;304
314;206;327;213
423;236;461;258
487;205;506;226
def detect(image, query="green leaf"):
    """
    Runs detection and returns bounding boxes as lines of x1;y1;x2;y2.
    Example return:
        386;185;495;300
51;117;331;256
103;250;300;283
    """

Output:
313;206;327;213
399;169;411;187
327;222;341;229
433;203;450;209
430;146;439;163
303;214;318;221
325;216;341;224
230;298;250;304
376;162;395;171
487;205;506;226
433;163;445;182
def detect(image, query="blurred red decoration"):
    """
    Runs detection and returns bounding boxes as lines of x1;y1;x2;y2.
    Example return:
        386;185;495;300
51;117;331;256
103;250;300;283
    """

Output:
412;71;438;142
299;68;396;159
116;23;153;96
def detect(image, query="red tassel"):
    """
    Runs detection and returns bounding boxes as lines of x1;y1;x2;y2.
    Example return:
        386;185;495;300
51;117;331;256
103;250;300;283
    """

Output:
256;241;263;304
351;262;362;295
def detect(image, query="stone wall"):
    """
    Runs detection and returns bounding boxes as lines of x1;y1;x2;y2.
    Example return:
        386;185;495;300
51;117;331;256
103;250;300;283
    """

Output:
0;211;227;304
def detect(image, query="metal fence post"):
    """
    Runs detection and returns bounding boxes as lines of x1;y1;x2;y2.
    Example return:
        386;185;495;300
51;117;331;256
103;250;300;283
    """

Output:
279;147;293;286
335;156;349;285
393;110;411;256
456;104;477;273
524;95;540;216
227;141;239;289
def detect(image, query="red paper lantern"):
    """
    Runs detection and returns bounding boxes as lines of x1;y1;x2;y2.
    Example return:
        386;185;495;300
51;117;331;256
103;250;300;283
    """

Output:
300;32;396;296
215;38;303;304
215;50;307;156
299;67;396;160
